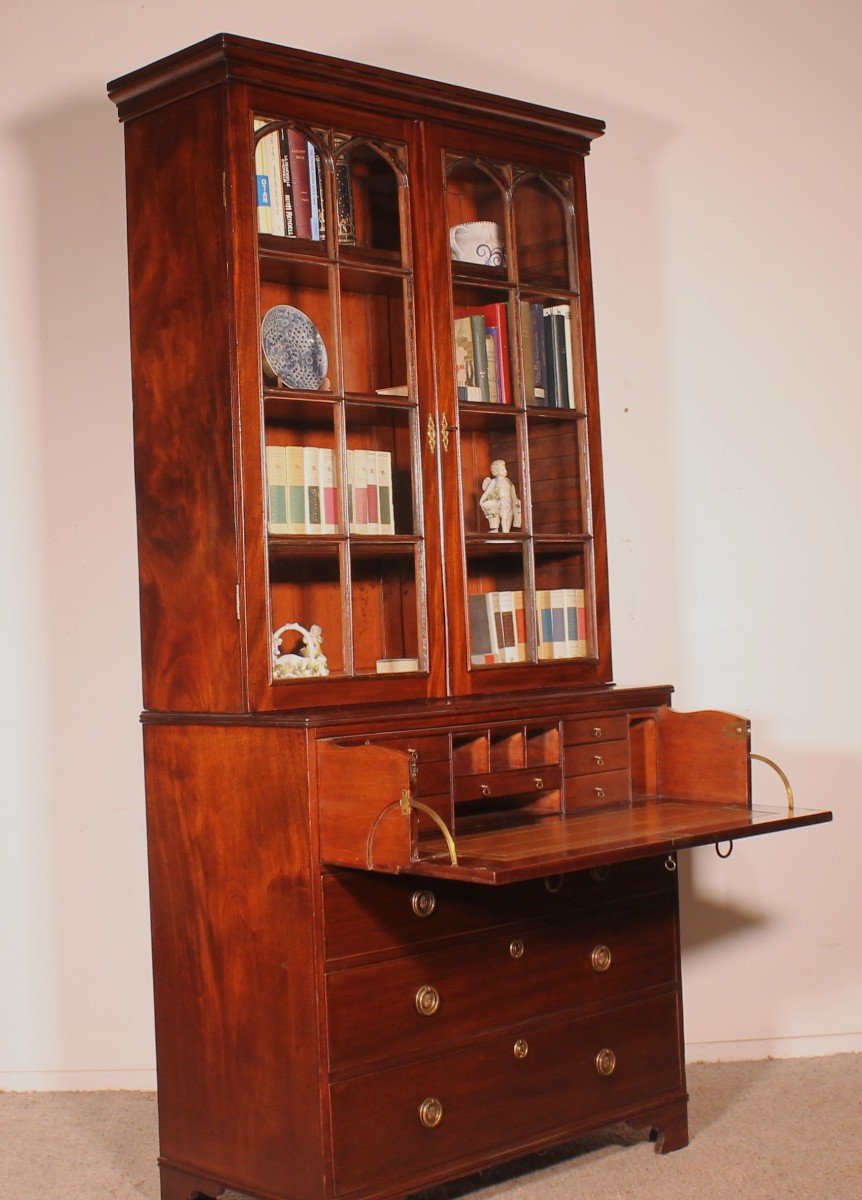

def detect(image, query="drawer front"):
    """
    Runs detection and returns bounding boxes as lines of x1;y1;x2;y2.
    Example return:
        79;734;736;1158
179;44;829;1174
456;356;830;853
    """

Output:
327;899;677;1070
454;764;563;804
567;768;631;808
330;991;683;1196
566;738;630;777
323;857;675;963
563;714;629;746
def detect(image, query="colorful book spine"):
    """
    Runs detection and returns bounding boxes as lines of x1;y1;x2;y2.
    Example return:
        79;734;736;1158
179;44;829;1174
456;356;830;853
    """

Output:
545;304;576;409
286;128;312;239
468;593;495;665
265;445;288;534
485;332;500;404
335;153;356;245
346;448;355;527
302;446;322;533
575;587;588;656
254;121;285;237
470;315;491;403
497;591;519;662
530;303;548;404
286;445;306;533
352;449;369;533
513;590;527;661
307;141;321;241
544;310;570;409
365;450;380;534
278;128;296;237
453;316;482;402
537;589;554;660
549;588;568;657
320;448;338;533
376;451;394;534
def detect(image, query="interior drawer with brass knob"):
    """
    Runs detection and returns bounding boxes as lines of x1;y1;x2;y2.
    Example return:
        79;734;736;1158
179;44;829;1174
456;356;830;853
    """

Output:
565;738;630;778
566;768;631;810
322;858;676;964
329;991;683;1197
326;898;677;1071
563;714;629;746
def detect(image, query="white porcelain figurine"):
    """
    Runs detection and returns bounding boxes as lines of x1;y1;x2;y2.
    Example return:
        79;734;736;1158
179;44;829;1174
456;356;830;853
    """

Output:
272;622;329;679
479;459;522;533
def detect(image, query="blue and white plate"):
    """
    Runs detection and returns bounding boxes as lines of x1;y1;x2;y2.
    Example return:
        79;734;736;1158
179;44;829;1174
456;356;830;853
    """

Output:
261;305;328;390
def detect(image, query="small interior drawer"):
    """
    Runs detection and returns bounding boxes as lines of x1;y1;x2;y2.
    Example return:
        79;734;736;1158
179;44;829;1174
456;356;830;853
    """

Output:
563;714;629;746
566;738;630;777
454;764;563;805
567;768;631;808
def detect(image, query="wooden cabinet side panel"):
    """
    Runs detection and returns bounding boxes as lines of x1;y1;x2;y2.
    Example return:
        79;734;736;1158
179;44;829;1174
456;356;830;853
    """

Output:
143;724;326;1199
125;87;243;713
657;708;751;804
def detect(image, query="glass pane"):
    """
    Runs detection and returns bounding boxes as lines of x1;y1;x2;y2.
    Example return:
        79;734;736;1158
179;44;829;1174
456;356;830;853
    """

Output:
270;549;345;678
350;547;421;675
466;546;528;665
340;267;410;397
259;260;335;393
527;415;585;536
265;404;339;536
446;159;507;271
513;175;571;287
335;138;403;259
255;120;328;243
458;410;523;537
452;284;516;406
345;404;416;536
534;548;590;661
519;298;583;409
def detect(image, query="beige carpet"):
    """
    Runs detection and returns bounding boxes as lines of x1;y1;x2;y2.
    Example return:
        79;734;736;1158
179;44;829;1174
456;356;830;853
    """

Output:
2;1055;861;1199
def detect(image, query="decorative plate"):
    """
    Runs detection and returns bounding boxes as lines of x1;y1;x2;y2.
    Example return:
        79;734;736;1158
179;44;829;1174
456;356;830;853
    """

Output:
261;305;328;390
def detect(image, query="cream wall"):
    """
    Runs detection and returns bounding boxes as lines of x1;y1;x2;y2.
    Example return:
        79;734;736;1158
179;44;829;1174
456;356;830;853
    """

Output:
1;0;859;1089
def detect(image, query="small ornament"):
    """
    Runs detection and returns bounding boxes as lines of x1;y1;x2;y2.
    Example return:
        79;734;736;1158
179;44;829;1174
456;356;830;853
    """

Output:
272;621;329;679
479;459;522;534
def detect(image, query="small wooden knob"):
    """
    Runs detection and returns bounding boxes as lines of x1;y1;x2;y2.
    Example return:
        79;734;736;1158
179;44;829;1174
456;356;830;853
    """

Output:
595;1048;617;1076
418;1097;443;1128
411;889;437;918
509;937;525;959
415;985;440;1016
513;1039;529;1059
591;944;612;973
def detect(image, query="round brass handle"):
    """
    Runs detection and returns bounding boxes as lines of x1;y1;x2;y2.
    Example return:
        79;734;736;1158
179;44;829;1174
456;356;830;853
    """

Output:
480;783;491;797
418;1097;443;1128
594;786;605;799
513;1038;529;1059
534;777;544;790
411;889;437;918
593;754;604;767
415;985;441;1016
544;874;564;894
589;866;610;883
595;1048;617;1076
592;726;603;738
591;944;612;973
509;937;525;959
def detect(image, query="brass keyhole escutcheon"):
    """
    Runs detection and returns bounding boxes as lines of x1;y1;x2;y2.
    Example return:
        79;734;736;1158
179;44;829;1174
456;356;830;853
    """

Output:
418;1097;443;1128
415;985;441;1016
426;413;437;454
544;875;564;895
591;944;612;973
595;1048;617;1076
411;889;437;918
593;754;604;767
513;1039;529;1059
509;937;525;959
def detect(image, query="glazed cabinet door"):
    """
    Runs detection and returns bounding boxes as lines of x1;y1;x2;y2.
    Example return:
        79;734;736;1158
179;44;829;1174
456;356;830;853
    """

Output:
228;86;446;709
420;123;612;697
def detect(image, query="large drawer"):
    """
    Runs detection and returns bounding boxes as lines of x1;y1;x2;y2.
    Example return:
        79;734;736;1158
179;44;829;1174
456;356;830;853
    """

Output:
323;856;676;964
327;898;677;1071
330;990;683;1196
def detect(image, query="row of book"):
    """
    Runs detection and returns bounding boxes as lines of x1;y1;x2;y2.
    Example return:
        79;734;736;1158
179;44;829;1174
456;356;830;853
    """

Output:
469;588;587;665
254;122;356;244
453;301;580;409
265;446;394;535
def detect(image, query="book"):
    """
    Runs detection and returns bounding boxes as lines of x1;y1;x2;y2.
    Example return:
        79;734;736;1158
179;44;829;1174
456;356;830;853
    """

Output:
376;657;420;673
496;591;519;663
468;593;495;665
286;445;306;533
254;121;285;237
549;588;569;657
351;449;369;533
574;587;588;656
375;384;409;396
457;302;513;404
545;304;577;409
365;450;380;534
346;448;355;527
470;315;491;403
320;447;338;533
335;152;356;245
544;310;570;409
536;589;554;660
453;317;482;402
303;446;322;533
265;445;288;534
513;590;527;661
485;332;500;404
520;302;535;404
285;128;312;239
307;141;321;240
278;129;296;237
376;451;394;534
529;303;548;404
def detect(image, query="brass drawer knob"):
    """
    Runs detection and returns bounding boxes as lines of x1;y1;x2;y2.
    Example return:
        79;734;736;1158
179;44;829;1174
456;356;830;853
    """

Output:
593;754;604;767
509;937;525;959
513;1038;529;1059
595;1047;617;1076
411;889;437;918
594;786;605;799
418;1097;443;1128
480;783;491;796
591;944;612;973
534;777;544;789
592;726;602;738
415;985;441;1016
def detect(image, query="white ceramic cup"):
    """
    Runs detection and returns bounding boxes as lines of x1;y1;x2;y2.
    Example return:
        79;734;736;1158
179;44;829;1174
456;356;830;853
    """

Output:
449;220;506;267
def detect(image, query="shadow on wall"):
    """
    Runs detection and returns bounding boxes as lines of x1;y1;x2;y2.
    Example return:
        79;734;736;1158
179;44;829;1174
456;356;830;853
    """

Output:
13;93;153;1079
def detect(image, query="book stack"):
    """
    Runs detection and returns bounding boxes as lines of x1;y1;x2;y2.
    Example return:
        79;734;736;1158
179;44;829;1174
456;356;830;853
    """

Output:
265;446;395;535
453;303;513;404
520;301;582;409
255;121;355;244
536;588;588;659
468;591;527;665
